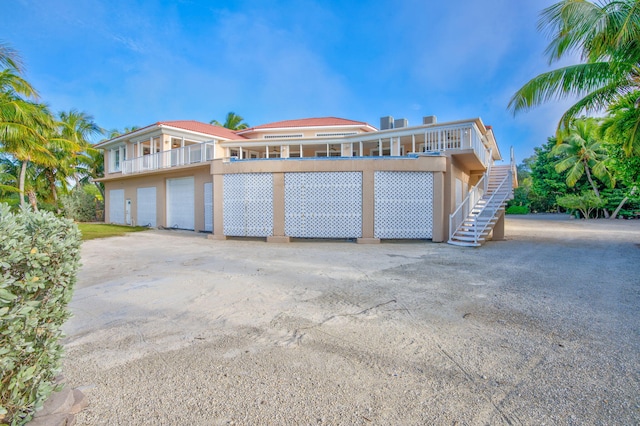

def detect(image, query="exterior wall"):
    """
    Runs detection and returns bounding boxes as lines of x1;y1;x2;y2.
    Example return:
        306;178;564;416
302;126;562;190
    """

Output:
103;165;212;231
210;156;449;242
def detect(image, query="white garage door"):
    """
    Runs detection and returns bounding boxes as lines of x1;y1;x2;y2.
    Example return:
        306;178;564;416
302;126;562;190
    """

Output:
137;187;156;227
167;177;194;230
204;182;213;232
109;189;125;224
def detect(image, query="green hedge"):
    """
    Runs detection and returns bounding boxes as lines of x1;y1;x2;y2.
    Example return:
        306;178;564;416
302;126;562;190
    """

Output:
506;205;530;215
0;204;81;425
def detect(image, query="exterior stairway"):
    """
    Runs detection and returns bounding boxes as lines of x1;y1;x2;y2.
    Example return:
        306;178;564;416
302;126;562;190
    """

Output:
448;165;514;247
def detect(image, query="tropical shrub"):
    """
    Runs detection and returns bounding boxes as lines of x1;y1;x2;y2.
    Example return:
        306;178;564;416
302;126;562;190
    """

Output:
506;205;530;215
557;192;606;219
61;186;103;222
0;204;81;425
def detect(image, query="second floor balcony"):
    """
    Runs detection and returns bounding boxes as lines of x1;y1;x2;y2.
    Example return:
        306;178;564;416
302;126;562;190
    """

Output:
114;120;498;176
121;142;215;175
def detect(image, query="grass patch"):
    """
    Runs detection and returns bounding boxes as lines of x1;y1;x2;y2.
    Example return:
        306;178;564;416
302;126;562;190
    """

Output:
78;223;150;241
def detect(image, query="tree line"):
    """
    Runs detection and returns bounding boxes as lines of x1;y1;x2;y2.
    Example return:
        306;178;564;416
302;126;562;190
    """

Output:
508;0;640;219
0;41;245;219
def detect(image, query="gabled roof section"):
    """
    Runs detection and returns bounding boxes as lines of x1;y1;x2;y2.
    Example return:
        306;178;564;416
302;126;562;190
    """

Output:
95;120;247;148
158;120;246;140
237;117;377;134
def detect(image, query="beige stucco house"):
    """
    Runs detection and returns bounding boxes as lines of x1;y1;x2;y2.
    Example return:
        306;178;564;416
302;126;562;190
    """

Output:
96;115;515;246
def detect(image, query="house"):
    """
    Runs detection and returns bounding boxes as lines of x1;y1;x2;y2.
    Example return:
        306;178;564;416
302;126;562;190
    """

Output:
95;115;516;247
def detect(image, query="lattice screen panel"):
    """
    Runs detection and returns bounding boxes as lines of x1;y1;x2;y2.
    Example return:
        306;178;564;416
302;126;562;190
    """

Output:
223;173;273;237
374;172;433;239
285;172;362;238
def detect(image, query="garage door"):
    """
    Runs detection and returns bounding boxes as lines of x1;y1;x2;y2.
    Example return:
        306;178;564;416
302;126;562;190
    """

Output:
374;171;433;239
204;182;213;232
109;189;125;224
137;187;156;227
167;177;194;230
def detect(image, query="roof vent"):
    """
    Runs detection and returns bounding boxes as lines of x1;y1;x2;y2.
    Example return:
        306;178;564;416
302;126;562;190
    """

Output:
394;118;408;129
380;116;394;130
423;115;437;125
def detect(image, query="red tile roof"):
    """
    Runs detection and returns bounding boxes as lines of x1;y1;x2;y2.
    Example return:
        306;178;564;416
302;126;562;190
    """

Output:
158;120;246;140
239;117;375;133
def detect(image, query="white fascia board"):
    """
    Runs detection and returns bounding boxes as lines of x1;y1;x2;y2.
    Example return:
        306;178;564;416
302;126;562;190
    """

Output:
94;125;160;149
96;124;234;150
485;129;502;160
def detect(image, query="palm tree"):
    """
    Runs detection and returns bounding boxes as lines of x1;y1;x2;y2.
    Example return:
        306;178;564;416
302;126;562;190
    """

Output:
509;0;640;144
78;149;105;199
0;41;23;73
553;118;614;217
0;98;56;208
210;112;249;130
601;90;640;155
58;110;103;184
0;42;56;208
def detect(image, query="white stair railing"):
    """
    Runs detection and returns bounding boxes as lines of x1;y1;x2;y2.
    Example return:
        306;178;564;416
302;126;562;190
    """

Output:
448;166;513;246
449;174;486;241
469;170;512;243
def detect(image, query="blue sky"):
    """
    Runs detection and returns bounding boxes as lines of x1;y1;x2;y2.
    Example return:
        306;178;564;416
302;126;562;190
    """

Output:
3;0;578;163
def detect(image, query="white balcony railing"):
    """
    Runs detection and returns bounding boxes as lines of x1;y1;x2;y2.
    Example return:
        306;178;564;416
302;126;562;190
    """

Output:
121;142;215;174
422;123;490;167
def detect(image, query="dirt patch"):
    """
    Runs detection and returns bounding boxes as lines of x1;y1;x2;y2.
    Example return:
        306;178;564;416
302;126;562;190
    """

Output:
63;216;640;424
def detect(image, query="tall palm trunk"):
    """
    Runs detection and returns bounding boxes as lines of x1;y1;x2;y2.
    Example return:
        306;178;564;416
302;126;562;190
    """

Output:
18;160;27;209
611;186;637;219
583;159;610;218
27;189;38;211
45;169;60;214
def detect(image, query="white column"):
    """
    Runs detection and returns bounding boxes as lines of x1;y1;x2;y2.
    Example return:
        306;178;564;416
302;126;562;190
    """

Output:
412;134;416;153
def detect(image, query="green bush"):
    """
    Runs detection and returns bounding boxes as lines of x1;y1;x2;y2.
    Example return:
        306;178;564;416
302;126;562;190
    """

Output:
61;186;103;222
506;205;530;215
0;204;81;425
557;192;606;219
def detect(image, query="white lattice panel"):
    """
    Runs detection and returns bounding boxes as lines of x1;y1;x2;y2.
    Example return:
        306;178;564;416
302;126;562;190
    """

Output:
374;172;433;239
223;173;273;236
285;172;362;238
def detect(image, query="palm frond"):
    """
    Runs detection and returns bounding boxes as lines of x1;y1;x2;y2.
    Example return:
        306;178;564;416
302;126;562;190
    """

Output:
508;61;628;113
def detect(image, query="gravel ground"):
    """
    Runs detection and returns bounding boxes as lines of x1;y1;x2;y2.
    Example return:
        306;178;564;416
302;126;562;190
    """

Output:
62;215;640;425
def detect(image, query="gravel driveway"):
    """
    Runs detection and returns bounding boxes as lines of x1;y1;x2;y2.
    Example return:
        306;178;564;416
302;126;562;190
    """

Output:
63;215;640;425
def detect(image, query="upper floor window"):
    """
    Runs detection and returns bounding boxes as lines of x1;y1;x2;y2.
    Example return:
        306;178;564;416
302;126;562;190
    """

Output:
109;145;126;173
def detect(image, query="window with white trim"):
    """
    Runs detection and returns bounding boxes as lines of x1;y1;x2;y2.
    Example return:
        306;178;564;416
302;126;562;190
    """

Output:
109;145;126;173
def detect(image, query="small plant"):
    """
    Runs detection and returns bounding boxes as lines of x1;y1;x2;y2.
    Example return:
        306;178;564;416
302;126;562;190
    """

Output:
0;204;81;425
